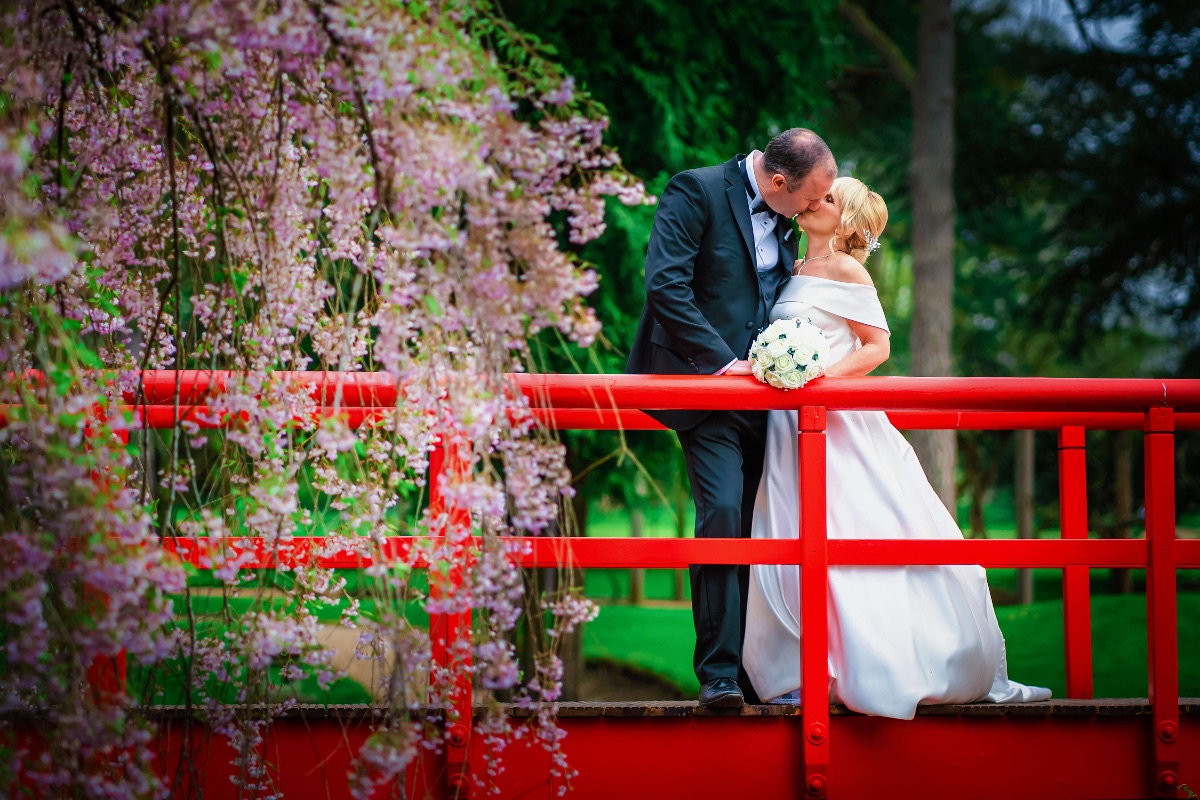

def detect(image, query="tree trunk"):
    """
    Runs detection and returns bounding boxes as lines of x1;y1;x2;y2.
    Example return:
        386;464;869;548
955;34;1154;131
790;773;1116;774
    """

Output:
958;432;988;539
1109;430;1135;594
1015;429;1035;605
908;0;957;513
629;508;645;606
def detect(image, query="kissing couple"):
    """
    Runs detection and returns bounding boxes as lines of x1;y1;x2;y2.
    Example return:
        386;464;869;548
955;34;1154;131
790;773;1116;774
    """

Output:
626;128;1050;718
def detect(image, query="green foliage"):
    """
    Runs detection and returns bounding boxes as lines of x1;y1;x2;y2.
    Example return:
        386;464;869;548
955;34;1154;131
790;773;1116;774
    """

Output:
1019;2;1200;364
511;0;1199;522
509;0;846;517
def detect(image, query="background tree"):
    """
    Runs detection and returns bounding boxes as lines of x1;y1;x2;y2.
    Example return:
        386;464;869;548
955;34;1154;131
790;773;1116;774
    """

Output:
838;0;958;510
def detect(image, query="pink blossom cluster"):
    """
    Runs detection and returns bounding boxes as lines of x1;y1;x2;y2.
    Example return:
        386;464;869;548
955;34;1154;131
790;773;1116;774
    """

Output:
0;384;183;797
0;0;648;795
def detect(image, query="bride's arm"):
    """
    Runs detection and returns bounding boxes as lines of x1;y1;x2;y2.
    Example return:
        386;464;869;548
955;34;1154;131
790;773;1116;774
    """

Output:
822;320;890;377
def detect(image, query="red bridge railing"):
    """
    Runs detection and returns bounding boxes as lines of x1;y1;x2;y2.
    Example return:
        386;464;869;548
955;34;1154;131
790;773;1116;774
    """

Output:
115;372;1200;798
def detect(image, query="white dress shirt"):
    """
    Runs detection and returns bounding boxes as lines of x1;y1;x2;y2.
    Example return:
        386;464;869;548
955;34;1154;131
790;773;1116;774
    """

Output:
743;150;780;273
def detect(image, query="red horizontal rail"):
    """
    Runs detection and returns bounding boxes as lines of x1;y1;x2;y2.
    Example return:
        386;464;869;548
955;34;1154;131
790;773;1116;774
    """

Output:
513;374;1200;413
114;371;1200;413
1180;538;1200;564
32;405;1200;432
162;535;1198;570
126;370;398;407
886;410;1200;431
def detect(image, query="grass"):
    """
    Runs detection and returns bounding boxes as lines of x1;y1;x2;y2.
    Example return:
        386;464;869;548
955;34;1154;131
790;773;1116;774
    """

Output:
130;589;430;706
582;592;1200;699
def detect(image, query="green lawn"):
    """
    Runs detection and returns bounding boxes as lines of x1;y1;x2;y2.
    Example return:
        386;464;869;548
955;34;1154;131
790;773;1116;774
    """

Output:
583;592;1200;699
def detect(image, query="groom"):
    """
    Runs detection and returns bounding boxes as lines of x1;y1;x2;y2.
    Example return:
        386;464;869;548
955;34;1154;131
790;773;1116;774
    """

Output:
626;128;836;707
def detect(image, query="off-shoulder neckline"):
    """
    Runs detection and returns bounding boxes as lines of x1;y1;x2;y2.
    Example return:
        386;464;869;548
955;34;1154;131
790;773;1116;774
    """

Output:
791;274;877;290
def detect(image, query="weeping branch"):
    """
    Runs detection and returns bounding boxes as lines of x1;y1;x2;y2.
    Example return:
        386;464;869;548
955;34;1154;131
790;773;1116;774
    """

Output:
837;1;916;93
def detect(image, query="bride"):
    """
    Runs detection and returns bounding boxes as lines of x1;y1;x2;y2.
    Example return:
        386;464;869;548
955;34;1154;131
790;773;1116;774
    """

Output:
741;177;1051;719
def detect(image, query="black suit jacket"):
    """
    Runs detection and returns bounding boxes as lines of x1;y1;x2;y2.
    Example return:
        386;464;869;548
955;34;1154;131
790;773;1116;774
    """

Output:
626;156;797;430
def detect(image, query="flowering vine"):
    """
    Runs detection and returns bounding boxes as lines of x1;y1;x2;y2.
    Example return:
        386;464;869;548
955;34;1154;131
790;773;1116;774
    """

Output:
0;0;646;796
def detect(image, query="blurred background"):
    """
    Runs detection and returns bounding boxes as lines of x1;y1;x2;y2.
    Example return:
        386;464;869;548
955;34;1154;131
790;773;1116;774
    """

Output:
503;0;1200;700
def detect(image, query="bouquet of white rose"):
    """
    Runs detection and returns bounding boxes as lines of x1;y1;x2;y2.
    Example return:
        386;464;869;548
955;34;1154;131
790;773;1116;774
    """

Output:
749;318;830;390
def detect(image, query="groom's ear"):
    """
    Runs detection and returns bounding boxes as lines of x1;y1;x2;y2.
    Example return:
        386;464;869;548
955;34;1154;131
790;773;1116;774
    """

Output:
770;173;788;193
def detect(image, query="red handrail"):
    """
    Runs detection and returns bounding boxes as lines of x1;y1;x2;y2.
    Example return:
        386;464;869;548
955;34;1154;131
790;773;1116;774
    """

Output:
117;370;1200;411
165;535;1200;570
80;404;1200;431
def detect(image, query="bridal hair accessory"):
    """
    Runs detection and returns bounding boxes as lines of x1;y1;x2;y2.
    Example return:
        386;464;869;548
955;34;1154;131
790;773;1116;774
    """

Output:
748;317;830;390
864;229;882;253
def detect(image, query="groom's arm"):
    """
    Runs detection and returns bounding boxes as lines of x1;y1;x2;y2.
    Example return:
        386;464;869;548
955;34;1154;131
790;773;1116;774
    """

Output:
644;171;738;373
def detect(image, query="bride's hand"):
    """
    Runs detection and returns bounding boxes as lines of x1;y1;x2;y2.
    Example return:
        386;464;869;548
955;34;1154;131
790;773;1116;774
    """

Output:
725;359;754;376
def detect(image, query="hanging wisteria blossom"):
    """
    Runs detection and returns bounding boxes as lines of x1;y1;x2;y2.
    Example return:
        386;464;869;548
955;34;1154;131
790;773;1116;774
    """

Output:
0;0;648;796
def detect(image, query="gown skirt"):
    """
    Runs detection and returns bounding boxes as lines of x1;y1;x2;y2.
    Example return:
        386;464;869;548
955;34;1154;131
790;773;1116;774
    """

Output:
741;276;1051;719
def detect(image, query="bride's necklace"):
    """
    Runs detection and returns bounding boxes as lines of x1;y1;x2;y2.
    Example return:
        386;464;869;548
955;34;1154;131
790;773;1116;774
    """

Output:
796;250;835;273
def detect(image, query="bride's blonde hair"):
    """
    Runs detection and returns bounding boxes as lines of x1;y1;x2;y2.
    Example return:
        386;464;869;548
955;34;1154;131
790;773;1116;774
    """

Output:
831;177;888;264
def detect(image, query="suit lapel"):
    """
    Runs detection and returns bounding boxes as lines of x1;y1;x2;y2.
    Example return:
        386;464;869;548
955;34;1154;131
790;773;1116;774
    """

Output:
724;159;757;267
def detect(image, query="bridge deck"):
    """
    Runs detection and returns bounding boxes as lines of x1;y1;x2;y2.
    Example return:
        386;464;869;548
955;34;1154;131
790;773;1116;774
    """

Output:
535;698;1200;717
134;697;1200;719
108;700;1200;800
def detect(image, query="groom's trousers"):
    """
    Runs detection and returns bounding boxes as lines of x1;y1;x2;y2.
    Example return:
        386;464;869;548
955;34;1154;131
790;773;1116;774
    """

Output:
676;408;768;697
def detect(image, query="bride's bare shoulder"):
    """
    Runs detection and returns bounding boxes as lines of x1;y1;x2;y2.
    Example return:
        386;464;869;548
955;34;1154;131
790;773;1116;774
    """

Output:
826;253;875;287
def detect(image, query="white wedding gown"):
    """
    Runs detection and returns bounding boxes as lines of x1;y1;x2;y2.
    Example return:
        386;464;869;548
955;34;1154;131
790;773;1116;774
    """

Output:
742;275;1051;719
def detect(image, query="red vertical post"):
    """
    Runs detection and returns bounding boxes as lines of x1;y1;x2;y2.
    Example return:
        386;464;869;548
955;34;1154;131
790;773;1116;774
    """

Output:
1144;408;1179;798
85;414;128;703
1058;426;1093;698
429;440;473;796
799;406;829;800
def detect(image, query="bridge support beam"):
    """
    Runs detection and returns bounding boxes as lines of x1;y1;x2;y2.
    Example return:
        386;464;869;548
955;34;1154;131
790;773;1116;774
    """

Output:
430;440;474;796
1058;425;1094;698
1145;408;1179;798
799;406;829;799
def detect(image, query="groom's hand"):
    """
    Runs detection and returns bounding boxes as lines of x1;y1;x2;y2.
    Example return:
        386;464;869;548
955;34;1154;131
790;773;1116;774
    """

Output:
725;359;754;376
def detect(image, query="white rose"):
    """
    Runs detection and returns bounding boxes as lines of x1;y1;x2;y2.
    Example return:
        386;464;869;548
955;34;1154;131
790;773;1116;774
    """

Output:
761;320;788;338
765;339;787;358
752;361;765;381
781;370;805;389
773;353;796;373
766;371;786;389
753;349;773;367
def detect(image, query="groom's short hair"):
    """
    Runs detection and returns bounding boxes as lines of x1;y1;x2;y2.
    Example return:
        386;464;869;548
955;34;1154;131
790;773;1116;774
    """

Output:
763;128;836;191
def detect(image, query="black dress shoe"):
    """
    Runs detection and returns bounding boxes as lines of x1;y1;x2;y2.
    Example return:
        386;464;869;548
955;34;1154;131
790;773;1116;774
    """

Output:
698;677;744;708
